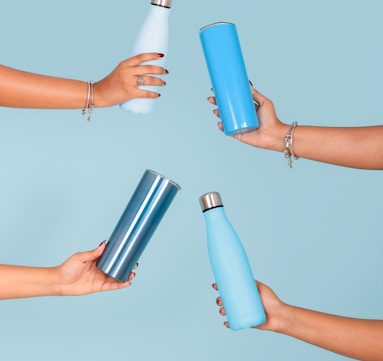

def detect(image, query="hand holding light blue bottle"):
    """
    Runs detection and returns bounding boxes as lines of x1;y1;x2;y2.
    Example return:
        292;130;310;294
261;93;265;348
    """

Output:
200;192;266;331
120;0;172;114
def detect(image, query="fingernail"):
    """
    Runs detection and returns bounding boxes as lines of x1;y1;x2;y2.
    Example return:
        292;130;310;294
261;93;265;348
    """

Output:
158;53;165;57
249;80;253;87
98;240;106;247
163;81;166;86
157;93;161;97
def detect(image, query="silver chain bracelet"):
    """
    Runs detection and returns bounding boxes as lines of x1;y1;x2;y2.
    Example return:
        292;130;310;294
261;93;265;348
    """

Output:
284;122;299;168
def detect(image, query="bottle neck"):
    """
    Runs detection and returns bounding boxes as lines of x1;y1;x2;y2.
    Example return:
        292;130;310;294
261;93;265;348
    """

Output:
148;4;171;17
152;3;171;9
203;206;227;222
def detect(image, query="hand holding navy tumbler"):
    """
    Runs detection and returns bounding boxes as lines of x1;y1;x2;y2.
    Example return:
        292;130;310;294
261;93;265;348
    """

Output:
97;170;180;282
200;22;259;136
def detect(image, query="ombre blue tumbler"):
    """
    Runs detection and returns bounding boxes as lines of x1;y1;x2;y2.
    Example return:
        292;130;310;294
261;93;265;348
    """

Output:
200;22;259;136
97;169;181;282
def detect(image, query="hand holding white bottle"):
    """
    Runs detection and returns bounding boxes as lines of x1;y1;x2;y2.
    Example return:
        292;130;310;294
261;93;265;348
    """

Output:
120;0;172;114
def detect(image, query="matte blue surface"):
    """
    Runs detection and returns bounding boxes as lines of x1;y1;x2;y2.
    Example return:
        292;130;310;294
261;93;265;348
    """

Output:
0;1;382;360
200;22;259;135
203;203;266;330
120;4;170;113
97;170;180;281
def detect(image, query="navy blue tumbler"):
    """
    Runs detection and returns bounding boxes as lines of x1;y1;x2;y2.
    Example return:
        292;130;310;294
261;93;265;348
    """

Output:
97;169;181;282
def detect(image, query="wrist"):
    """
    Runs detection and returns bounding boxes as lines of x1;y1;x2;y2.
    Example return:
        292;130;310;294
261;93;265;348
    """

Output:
273;303;299;335
48;266;66;296
262;123;291;152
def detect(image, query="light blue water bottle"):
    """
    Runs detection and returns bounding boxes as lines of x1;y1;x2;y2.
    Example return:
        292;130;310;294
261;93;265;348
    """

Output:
120;0;172;114
200;22;259;136
199;192;266;331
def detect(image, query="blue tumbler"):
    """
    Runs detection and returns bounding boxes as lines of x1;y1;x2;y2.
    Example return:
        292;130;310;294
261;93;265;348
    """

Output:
200;22;259;136
97;169;181;282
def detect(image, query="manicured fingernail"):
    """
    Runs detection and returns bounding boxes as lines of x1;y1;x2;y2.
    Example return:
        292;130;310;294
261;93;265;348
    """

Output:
163;81;166;86
157;93;161;97
98;240;106;247
249;80;253;87
158;53;164;57
165;69;169;74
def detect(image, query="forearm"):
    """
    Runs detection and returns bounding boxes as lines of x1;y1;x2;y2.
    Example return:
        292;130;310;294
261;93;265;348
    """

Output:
292;125;383;170
276;304;383;361
0;264;60;299
0;65;87;109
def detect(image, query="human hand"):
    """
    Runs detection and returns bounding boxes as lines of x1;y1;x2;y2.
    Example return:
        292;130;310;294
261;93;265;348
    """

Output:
94;52;168;107
54;242;137;296
207;85;289;152
212;280;285;332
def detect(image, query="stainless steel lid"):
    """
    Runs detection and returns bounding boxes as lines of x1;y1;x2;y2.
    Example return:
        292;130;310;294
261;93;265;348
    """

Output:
151;0;172;8
199;192;223;212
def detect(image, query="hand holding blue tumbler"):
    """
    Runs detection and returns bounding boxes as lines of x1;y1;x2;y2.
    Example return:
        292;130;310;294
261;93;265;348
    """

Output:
200;22;259;136
97;170;180;282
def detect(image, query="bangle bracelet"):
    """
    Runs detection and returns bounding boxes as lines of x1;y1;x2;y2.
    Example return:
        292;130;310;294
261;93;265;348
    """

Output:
82;81;95;122
284;122;299;168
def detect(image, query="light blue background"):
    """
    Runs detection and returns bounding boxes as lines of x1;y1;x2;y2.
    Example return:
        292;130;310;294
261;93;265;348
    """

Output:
1;0;382;360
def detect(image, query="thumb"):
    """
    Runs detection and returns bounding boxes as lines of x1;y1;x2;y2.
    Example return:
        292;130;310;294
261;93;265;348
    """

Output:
77;241;107;263
250;85;267;106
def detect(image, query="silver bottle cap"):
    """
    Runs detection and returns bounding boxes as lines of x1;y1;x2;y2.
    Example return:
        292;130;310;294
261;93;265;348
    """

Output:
151;0;172;8
199;192;223;212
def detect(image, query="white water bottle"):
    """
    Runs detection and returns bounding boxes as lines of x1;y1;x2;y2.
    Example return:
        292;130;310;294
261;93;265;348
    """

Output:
120;0;172;114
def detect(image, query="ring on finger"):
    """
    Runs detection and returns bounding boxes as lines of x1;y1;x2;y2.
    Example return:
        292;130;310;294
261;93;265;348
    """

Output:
137;75;145;86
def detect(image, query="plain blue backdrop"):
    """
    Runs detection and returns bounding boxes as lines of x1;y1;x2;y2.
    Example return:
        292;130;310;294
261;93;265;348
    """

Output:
1;0;382;360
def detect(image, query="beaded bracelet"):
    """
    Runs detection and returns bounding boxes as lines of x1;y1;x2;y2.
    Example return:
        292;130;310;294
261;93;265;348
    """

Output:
284;122;299;168
82;81;95;121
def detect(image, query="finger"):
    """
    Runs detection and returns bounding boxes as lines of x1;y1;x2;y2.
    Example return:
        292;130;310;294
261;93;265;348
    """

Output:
126;52;165;66
135;89;161;99
207;96;217;105
136;64;169;75
250;85;267;107
217;121;224;132
212;283;218;291
127;271;136;281
102;279;132;291
76;242;106;263
219;307;226;316
213;109;221;118
216;297;223;306
224;321;230;328
136;75;166;87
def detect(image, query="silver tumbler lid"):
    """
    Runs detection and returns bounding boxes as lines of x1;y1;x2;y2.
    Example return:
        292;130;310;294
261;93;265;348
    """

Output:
151;0;172;8
199;192;223;212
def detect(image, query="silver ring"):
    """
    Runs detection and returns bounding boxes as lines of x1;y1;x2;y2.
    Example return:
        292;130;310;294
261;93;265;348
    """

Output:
137;75;145;86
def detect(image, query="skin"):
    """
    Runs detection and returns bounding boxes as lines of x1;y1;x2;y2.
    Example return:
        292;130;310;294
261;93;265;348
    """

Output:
0;242;136;299
208;86;383;170
213;282;383;361
209;85;383;359
0;52;168;109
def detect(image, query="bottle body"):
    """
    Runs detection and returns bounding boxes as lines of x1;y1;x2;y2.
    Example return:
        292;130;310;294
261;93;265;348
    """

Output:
199;22;259;136
201;194;266;330
120;5;170;114
97;170;180;282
